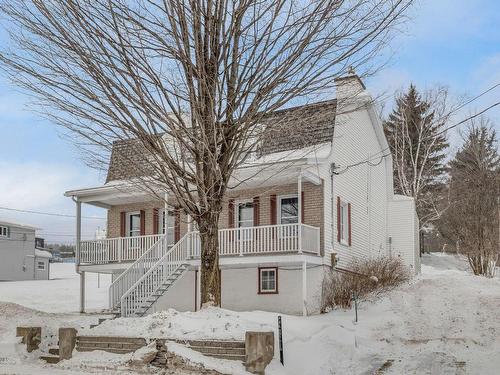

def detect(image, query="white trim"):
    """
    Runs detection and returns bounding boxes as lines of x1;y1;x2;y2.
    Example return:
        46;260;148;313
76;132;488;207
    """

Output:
277;194;299;225
339;199;349;245
126;211;141;238
259;267;277;293
0;226;9;238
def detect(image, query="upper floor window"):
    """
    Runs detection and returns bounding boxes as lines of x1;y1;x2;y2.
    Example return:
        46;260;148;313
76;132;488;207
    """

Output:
337;198;351;246
0;226;9;238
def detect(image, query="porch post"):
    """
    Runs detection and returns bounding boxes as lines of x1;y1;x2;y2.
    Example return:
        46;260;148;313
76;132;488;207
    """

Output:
75;198;85;314
302;260;307;316
164;191;169;250
297;171;302;253
187;214;192;258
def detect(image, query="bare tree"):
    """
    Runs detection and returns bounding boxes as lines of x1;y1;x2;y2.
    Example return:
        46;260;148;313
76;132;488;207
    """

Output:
384;85;453;229
439;120;499;277
0;0;413;307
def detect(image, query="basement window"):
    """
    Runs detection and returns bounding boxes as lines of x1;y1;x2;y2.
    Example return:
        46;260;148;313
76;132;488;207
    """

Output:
259;267;278;294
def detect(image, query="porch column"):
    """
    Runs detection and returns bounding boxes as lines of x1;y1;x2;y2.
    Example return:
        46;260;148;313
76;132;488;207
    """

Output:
297;171;303;253
164;191;169;248
302;260;307;316
75;198;85;313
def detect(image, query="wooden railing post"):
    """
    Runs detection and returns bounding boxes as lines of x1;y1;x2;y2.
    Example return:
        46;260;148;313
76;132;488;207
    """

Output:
118;238;122;263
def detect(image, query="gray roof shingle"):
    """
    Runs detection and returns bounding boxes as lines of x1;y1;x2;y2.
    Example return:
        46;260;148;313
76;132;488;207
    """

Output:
106;99;336;182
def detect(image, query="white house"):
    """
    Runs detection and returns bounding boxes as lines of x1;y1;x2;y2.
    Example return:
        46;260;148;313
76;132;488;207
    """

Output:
65;73;420;317
0;220;52;281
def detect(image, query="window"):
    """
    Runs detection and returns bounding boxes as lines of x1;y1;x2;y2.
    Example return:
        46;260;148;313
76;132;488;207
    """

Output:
236;201;254;241
37;261;46;270
0;226;9;238
259;267;278;294
127;212;141;237
278;196;298;224
159;209;176;247
338;199;350;245
237;201;254;228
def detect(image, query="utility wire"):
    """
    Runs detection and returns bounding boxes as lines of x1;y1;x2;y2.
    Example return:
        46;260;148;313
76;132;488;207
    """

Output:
0;206;105;220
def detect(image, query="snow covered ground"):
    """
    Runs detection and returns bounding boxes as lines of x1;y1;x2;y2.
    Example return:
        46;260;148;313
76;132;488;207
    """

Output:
0;263;111;313
1;253;500;374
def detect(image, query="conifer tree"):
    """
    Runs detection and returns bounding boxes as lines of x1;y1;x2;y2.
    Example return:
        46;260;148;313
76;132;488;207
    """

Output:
439;121;499;276
384;85;450;229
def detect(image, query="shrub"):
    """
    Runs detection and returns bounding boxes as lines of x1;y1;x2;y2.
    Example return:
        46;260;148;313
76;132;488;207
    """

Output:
321;256;410;311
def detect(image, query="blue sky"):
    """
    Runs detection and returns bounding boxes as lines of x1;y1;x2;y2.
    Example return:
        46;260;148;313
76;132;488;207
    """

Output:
0;0;498;243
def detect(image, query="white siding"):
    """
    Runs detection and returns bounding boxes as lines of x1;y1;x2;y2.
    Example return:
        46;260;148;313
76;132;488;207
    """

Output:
328;99;392;268
388;196;420;274
0;224;36;281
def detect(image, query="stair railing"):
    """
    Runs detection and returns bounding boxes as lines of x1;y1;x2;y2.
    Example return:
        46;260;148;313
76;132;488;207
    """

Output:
120;232;194;317
109;234;167;311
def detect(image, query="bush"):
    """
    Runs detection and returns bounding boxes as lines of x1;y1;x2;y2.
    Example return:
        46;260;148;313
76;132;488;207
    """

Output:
321;256;410;311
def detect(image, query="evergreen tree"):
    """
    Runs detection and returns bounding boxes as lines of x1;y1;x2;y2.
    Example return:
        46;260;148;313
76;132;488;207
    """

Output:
439;121;499;276
384;85;449;229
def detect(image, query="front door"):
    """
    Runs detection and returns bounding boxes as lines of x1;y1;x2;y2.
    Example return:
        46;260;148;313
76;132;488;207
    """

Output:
237;201;254;241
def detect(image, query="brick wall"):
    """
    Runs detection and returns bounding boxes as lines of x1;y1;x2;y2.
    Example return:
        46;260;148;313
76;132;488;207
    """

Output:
107;182;324;253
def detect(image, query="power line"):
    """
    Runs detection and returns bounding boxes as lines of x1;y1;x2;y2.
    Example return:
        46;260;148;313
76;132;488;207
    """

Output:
428;101;500;140
0;206;106;220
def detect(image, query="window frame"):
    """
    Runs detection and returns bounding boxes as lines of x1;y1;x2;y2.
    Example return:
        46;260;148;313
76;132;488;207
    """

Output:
126;211;141;237
258;267;278;294
339;200;349;246
0;226;9;238
37;261;46;270
277;194;299;225
158;208;176;247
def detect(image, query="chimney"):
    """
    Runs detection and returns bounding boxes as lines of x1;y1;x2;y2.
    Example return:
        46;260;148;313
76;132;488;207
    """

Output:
334;68;367;104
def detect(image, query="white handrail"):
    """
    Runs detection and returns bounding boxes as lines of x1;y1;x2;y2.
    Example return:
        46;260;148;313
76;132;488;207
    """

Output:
120;232;192;317
109;234;166;311
80;234;163;264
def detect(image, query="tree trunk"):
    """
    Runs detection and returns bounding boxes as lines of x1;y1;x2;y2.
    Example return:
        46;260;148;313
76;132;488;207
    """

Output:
199;214;221;307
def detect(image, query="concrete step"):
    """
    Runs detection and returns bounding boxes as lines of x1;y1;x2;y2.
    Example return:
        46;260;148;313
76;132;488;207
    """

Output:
205;352;246;361
77;347;137;354
48;347;59;356
190;345;245;356
77;341;145;350
77;336;147;345
40;355;60;364
180;339;245;349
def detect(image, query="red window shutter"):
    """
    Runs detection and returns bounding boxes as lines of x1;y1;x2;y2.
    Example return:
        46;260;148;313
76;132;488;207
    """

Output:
253;197;260;226
153;208;159;235
228;199;235;228
301;191;305;224
140;210;146;236
337;197;341;243
174;209;181;242
270;195;277;225
120;211;126;237
348;203;352;246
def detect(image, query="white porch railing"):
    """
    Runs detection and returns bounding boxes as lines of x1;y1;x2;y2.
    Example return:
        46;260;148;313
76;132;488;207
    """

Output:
190;223;321;257
80;234;163;264
109;235;166;311
120;233;191;317
80;223;320;267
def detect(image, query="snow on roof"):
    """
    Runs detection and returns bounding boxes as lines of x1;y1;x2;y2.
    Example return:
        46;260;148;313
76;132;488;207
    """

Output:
35;249;52;258
0;219;40;231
